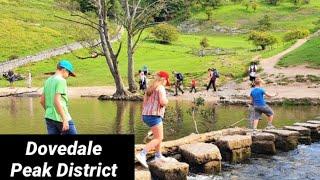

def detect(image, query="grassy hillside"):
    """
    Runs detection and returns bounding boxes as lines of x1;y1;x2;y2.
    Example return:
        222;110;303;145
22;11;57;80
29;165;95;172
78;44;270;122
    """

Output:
0;0;93;62
278;36;320;68
1;0;319;87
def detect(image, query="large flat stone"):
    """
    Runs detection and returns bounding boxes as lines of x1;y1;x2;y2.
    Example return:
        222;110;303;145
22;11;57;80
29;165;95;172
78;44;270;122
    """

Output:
293;123;320;130
148;157;189;180
179;143;221;164
283;126;311;136
202;161;221;174
135;168;151;180
263;129;299;152
215;135;252;150
220;147;251;163
307;120;320;124
251;141;276;155
250;132;276;142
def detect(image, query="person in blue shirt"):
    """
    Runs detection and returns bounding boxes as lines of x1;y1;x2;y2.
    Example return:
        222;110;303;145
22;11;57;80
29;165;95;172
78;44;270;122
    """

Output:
250;77;278;131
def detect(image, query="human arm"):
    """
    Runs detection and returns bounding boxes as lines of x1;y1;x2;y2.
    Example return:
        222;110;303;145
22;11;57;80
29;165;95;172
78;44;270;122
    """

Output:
40;94;45;110
54;94;69;131
265;91;278;98
159;86;168;107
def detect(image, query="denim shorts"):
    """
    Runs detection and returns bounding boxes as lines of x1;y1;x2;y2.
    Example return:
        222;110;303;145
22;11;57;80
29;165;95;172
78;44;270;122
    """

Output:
45;118;77;135
142;115;163;128
250;105;274;121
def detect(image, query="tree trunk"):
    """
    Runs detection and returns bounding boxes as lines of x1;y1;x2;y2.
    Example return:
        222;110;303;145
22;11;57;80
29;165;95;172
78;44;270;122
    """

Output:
261;45;266;50
127;31;138;93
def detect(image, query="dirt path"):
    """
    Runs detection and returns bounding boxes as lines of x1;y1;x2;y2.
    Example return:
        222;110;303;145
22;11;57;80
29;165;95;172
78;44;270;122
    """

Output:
260;32;320;77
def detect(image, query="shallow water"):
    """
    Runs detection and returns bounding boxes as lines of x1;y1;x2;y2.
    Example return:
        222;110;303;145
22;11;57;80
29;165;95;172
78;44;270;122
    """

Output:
0;97;319;144
189;142;320;180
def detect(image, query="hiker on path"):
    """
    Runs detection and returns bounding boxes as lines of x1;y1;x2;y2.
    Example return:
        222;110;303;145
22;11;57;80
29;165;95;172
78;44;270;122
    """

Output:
136;71;170;168
206;68;219;92
139;70;147;91
190;79;197;93
40;60;77;135
143;65;149;76
7;70;15;89
173;71;184;96
248;62;258;87
250;77;278;132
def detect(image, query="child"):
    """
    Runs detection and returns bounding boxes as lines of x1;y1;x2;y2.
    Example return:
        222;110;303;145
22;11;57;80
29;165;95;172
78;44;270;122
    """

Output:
40;60;77;135
136;71;170;168
139;70;147;91
190;79;197;93
248;62;257;87
250;77;278;132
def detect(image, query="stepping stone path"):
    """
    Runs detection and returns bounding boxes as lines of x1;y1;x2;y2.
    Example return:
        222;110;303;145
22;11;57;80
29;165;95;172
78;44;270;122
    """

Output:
293;123;320;142
148;157;189;180
307;120;320;124
215;135;252;163
283;126;311;145
135;167;151;180
263;129;299;152
249;132;276;155
179;143;221;174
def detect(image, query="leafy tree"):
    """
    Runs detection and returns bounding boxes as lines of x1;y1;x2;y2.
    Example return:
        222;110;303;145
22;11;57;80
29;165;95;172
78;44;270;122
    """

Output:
256;15;272;31
243;0;258;11
266;0;280;5
200;37;210;48
249;31;277;50
151;23;180;44
76;0;96;12
205;7;214;20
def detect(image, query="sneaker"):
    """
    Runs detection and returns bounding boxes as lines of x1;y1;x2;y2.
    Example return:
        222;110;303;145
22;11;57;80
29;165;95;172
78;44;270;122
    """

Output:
153;154;171;162
136;153;149;168
265;124;275;130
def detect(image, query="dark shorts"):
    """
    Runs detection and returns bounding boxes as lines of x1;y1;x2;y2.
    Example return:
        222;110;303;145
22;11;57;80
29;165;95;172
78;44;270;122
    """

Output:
249;76;256;82
250;105;274;121
45;118;77;135
142;115;163;128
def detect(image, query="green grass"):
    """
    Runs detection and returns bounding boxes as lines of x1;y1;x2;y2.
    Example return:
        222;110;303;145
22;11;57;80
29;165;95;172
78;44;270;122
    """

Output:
0;0;94;62
278;37;320;68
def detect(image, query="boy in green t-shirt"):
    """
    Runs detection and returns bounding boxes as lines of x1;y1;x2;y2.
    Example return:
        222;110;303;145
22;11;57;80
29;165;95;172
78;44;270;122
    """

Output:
40;60;77;135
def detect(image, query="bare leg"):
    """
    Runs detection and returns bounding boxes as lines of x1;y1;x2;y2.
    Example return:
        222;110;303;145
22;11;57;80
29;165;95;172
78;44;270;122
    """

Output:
253;119;259;129
267;115;274;124
145;123;163;153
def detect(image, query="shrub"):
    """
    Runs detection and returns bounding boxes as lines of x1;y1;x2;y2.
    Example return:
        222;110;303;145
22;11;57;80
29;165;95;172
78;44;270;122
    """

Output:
283;29;310;42
205;7;214;20
256;15;272;31
8;55;19;60
200;37;210;48
266;0;280;5
248;31;277;50
151;23;179;44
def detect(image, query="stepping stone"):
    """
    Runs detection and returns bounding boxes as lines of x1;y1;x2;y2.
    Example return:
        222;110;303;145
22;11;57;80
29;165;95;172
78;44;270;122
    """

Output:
293;123;320;142
135;167;151;180
283;126;311;145
307;120;320;124
249;132;276;155
148;157;189;180
263;129;299;152
215;135;252;163
179;143;221;174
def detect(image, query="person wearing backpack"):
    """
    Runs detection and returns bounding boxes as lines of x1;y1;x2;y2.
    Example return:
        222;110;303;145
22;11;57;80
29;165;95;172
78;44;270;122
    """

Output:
206;68;218;92
248;62;257;87
173;71;184;96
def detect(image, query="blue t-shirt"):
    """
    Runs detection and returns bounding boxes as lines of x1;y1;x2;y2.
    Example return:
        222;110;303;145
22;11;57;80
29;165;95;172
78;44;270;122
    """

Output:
250;87;266;106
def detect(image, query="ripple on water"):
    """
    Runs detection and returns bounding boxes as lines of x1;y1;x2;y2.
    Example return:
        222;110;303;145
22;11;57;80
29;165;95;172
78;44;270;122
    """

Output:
189;143;320;180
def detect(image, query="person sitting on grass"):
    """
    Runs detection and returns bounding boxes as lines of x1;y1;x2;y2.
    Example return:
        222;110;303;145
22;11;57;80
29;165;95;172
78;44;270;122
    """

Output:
250;77;278;132
40;60;77;135
136;71;170;168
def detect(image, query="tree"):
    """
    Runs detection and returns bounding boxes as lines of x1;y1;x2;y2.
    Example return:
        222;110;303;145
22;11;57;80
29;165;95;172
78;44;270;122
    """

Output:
256;15;272;31
205;7;214;21
200;37;210;48
151;23;179;44
283;29;310;42
114;0;166;93
266;0;280;5
248;31;277;50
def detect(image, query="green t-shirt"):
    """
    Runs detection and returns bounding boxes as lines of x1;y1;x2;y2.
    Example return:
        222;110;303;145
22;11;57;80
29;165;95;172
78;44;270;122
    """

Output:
43;75;71;122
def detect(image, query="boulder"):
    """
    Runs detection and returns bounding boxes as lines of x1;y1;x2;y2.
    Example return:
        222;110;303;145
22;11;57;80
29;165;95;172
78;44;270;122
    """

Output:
148;157;189;180
307;120;320;124
293;123;320;141
263;129;299;152
251;141;276;155
203;161;221;174
215;135;252;150
220;147;251;163
250;132;276;142
179;143;221;164
283;126;312;145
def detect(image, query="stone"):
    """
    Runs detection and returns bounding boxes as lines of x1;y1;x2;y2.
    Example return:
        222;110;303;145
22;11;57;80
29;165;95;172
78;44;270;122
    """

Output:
307;120;320;124
293;123;320;141
215;135;252;150
251;141;276;155
148;157;189;180
283;126;312;145
179;143;221;164
264;129;299;152
219;147;251;163
202;161;221;174
135;168;151;180
250;132;276;141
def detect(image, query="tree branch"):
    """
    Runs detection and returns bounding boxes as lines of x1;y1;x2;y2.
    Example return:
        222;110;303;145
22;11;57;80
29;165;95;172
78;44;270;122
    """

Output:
54;15;100;31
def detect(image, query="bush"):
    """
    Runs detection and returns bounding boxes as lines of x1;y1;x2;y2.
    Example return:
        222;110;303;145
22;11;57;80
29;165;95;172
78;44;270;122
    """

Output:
200;37;210;48
151;23;179;44
266;0;280;5
205;7;214;20
284;29;310;42
8;55;19;60
256;15;272;31
248;31;277;50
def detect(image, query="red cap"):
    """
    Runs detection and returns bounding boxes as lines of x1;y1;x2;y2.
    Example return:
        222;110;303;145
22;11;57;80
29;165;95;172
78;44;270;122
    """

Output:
157;71;170;86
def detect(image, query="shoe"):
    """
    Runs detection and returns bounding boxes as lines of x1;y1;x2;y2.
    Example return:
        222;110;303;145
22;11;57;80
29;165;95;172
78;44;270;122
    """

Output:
265;124;275;130
136;153;149;168
153;154;171;162
174;94;178;96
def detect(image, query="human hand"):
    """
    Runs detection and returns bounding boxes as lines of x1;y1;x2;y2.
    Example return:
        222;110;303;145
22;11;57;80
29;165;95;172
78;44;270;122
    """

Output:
62;120;69;132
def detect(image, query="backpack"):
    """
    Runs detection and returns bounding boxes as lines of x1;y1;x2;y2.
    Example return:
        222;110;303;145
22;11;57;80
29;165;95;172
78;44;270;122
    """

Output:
213;70;220;78
177;73;184;81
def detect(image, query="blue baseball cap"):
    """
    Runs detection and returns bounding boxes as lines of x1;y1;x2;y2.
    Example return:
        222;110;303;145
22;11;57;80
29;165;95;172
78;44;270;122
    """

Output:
58;60;76;77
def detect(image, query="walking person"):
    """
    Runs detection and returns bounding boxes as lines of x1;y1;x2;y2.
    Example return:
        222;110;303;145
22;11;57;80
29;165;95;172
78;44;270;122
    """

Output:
136;71;170;168
139;70;147;91
40;60;77;135
190;79;197;93
206;68;218;92
7;70;15;89
248;62;257;87
173;71;184;96
250;77;278;132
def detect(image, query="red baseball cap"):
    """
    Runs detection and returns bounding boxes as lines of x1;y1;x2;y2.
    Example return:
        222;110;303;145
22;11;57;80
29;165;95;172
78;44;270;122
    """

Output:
157;71;170;86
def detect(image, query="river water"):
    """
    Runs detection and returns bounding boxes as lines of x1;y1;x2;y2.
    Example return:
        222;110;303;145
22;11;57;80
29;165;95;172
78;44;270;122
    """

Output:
0;97;319;144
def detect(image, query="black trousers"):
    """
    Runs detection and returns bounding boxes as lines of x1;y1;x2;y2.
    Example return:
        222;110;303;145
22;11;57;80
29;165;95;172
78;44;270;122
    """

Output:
190;86;197;93
175;81;184;95
207;79;216;91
